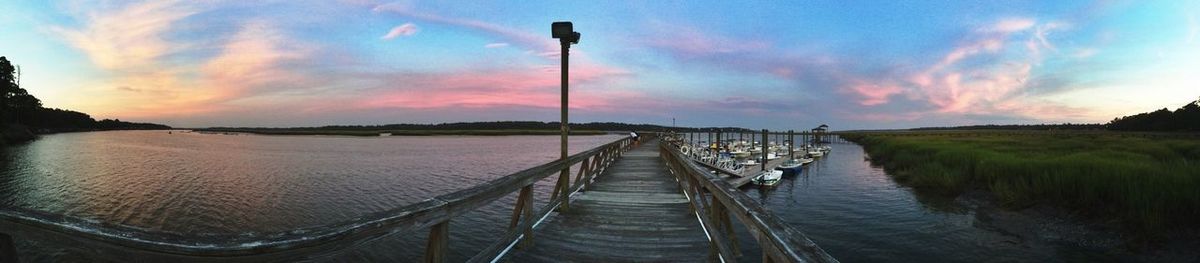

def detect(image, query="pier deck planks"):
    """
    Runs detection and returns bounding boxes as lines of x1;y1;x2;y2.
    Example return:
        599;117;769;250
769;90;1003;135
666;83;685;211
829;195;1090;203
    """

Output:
504;140;711;262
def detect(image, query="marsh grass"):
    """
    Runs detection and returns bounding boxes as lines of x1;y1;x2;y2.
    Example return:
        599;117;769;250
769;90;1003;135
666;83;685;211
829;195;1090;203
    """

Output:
844;132;1200;233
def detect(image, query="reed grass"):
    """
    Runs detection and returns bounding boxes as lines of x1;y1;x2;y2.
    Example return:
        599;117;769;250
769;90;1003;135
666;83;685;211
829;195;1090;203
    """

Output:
843;132;1200;233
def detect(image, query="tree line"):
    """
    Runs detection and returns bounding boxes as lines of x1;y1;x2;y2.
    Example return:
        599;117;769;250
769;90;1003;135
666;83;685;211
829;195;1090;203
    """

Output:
211;121;750;132
1;56;170;135
911;123;1106;131
1106;98;1200;132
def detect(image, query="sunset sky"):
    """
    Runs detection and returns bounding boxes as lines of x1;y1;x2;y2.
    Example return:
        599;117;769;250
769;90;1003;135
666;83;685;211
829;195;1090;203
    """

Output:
1;1;1197;129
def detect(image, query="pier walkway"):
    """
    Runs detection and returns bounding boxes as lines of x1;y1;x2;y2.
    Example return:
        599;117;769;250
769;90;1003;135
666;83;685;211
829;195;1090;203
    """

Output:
505;140;710;262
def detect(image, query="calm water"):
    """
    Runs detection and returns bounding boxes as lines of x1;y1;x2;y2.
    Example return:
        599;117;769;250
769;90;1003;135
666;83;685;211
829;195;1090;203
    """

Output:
1;130;623;261
2;131;1095;262
736;139;1105;262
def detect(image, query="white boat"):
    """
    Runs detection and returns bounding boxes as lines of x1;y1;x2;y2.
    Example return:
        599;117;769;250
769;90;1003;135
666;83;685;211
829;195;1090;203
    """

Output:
798;157;814;165
777;160;802;169
730;150;751;158
752;170;783;186
766;152;780;160
808;149;824;158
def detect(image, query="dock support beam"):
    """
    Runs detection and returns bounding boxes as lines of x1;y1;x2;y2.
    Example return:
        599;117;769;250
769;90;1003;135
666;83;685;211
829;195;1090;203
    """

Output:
424;221;449;263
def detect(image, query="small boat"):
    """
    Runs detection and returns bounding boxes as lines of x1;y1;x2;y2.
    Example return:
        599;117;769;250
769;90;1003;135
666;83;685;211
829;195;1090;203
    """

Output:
775;159;804;176
798;157;814;165
808;149;824;158
741;159;759;166
730;150;751;158
379;132;392;136
752;170;783;186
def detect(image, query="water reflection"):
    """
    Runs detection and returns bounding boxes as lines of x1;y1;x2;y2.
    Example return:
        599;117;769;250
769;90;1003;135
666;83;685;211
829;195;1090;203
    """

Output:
737;140;1083;262
0;131;623;261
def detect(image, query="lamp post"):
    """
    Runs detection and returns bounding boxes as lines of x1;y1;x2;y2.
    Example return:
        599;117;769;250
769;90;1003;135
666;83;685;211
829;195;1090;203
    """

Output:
552;21;580;211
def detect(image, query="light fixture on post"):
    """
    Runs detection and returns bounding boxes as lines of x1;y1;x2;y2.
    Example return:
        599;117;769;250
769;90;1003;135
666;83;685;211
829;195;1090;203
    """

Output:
551;21;579;211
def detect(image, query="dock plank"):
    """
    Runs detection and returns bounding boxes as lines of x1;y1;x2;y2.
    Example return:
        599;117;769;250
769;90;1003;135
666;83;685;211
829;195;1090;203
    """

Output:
504;140;711;262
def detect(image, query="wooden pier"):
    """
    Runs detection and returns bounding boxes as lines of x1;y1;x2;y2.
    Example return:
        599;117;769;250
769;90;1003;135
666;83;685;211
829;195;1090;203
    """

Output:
0;134;837;262
505;139;710;262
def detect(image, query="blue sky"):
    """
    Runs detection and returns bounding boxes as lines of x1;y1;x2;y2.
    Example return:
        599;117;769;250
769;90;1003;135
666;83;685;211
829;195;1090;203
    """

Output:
0;0;1197;130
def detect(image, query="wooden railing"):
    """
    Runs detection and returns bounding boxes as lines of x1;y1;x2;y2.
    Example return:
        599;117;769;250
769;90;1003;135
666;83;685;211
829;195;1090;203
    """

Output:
659;135;838;263
0;135;645;262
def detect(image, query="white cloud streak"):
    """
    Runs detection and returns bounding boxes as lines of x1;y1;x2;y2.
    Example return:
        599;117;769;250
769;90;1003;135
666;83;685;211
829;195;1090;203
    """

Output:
381;23;418;39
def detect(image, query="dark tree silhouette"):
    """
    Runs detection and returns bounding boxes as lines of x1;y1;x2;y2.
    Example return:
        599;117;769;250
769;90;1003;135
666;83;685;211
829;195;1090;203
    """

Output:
1107;97;1200;132
0;56;169;135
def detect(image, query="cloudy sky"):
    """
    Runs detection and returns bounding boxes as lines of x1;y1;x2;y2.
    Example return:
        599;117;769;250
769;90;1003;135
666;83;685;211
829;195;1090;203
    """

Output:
1;0;1197;129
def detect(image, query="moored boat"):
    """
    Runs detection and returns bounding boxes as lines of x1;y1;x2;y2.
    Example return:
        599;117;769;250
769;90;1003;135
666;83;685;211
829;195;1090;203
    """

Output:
752;169;783;186
775;159;804;176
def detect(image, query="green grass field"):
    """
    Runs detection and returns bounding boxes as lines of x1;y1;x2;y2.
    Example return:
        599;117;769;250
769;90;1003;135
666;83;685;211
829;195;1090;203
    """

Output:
842;132;1200;233
194;128;611;136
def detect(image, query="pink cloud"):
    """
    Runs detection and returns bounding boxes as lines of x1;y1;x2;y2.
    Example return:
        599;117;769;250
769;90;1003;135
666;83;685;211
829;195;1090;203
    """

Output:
844;81;904;106
381;23;419;39
845;112;924;122
832;18;1093;123
484;42;509;48
987;18;1036;33
355;61;633;110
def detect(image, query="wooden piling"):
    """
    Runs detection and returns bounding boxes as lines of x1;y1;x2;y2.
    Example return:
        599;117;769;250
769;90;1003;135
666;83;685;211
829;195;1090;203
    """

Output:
788;130;794;159
761;129;768;172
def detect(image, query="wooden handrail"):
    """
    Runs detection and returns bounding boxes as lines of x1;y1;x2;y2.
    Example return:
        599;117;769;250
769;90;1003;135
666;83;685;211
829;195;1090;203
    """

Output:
0;134;648;262
659;136;838;263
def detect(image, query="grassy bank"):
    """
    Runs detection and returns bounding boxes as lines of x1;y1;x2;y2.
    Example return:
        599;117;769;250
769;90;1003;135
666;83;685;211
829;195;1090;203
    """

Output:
842;132;1200;233
195;128;611;136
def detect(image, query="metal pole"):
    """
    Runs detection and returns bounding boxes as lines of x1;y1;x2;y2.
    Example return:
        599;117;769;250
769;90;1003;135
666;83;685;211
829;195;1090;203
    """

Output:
558;38;570;211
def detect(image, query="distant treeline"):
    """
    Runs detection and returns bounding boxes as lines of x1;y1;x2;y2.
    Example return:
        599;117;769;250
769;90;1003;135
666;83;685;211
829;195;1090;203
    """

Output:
910;98;1200;132
1;56;170;143
21;107;171;133
911;123;1105;131
1107;98;1200;132
209;121;751;132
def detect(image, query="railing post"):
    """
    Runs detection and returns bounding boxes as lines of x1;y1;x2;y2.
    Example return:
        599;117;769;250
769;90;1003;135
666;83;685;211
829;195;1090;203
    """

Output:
520;185;535;248
713;200;739;256
424;221;449;263
510;185;531;230
558;166;571;211
573;158;591;190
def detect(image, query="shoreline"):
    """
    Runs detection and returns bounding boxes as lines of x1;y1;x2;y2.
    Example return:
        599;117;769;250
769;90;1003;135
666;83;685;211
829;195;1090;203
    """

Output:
844;132;1200;261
